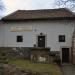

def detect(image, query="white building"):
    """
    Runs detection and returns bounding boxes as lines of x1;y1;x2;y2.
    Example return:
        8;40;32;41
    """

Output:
0;8;75;64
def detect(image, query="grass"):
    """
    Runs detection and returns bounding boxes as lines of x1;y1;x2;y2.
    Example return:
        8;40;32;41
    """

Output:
8;59;62;75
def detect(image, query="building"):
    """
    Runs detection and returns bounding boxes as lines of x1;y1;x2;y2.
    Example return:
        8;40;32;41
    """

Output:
0;8;75;64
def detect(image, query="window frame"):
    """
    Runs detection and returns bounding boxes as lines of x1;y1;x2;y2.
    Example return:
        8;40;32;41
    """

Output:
17;35;23;42
59;35;65;42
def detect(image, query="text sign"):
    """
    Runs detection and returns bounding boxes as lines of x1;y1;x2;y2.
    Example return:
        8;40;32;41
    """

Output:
10;26;32;32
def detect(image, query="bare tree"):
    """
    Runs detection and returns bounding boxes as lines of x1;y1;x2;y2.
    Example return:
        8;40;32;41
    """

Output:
55;0;75;11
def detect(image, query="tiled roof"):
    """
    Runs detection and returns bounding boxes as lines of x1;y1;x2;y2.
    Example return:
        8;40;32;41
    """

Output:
2;8;75;20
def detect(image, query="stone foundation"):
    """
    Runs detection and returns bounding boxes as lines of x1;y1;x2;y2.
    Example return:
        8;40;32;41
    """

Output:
0;47;60;64
0;47;31;59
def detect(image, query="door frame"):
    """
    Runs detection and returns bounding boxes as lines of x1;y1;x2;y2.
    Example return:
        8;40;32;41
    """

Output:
60;46;72;64
36;33;47;47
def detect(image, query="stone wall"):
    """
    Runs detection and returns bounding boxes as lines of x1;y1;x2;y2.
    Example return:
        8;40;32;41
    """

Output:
0;47;31;59
0;47;60;64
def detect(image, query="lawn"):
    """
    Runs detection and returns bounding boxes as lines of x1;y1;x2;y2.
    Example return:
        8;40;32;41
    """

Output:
8;59;62;75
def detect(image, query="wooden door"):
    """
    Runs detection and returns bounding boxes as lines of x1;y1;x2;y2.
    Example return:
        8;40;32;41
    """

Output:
38;36;45;47
62;48;69;63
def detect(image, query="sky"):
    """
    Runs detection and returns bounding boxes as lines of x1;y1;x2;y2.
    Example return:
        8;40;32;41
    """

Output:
2;0;56;16
1;0;75;17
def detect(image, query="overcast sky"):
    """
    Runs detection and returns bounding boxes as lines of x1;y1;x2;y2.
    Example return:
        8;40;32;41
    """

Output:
1;0;75;17
2;0;58;16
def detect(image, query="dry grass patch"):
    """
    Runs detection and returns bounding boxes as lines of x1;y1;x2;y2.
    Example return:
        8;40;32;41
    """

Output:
8;59;62;75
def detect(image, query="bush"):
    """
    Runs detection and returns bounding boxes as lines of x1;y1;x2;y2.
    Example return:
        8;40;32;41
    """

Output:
54;55;61;66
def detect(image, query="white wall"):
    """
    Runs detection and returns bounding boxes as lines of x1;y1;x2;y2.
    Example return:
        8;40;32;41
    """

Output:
0;20;74;51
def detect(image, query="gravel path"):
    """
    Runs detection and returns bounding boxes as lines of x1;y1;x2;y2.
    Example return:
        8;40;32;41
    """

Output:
61;65;75;75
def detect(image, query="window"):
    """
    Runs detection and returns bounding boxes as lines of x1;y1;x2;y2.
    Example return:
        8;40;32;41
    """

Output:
17;36;23;42
59;35;65;42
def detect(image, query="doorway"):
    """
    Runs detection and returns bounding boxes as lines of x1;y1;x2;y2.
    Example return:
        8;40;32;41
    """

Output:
61;48;70;63
38;36;45;47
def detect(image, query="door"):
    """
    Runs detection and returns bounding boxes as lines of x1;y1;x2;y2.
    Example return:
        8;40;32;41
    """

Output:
62;48;69;63
38;36;45;47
